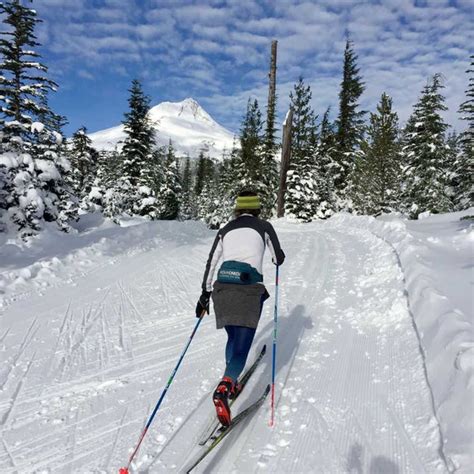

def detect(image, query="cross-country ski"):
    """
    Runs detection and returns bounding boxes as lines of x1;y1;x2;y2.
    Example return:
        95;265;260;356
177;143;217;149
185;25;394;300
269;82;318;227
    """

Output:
197;344;267;446
185;384;271;473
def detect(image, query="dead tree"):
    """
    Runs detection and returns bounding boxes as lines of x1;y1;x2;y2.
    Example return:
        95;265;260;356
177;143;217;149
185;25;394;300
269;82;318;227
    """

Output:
277;108;293;217
264;41;278;165
266;40;277;141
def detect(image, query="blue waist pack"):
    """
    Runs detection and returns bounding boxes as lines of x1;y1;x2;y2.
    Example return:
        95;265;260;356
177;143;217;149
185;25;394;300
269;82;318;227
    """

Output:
217;260;263;285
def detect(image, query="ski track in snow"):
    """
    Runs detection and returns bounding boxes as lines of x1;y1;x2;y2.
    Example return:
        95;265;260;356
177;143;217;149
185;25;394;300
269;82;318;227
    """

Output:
0;221;448;473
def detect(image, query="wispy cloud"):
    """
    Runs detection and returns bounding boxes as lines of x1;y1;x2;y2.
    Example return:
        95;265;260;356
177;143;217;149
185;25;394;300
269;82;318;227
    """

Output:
32;0;472;135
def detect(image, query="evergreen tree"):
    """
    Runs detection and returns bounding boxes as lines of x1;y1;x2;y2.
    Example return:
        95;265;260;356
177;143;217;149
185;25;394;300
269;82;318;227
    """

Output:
87;150;111;211
258;152;278;219
290;77;318;161
455;55;474;210
206;138;243;226
445;132;461;207
101;149;125;218
458;55;474;154
158;141;181;220
149;146;165;194
220;140;242;200
194;149;214;196
352;93;402;215
0;0;57;147
37;94;68;152
197;177;222;229
285;77;319;221
402;74;452;218
0;160;7;231
0;0;76;236
240;98;263;183
121;79;155;184
335;39;366;198
70;126;98;208
180;156;195;219
114;79;158;219
314;107;338;218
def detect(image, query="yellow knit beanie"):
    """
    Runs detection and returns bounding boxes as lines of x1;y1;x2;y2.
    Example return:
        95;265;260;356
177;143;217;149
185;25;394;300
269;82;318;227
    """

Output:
235;195;261;210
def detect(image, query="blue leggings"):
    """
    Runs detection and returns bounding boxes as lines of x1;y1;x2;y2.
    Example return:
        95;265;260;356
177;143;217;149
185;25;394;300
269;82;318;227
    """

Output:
224;326;256;382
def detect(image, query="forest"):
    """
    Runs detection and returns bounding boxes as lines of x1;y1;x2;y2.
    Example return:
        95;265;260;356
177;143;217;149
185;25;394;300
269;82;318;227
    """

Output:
0;0;472;240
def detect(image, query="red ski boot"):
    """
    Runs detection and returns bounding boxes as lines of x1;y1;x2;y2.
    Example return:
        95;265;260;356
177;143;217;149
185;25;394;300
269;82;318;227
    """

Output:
229;381;242;400
213;377;235;427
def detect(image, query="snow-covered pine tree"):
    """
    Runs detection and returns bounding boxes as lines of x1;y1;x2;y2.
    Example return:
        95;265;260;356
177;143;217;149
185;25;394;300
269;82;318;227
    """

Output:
197;177;222;229
454;55;474;210
0;0;57;146
97;149;121;215
335;39;366;207
198;145;241;228
0;0;76;236
111;79;158;219
238;97;279;217
37;94;68;152
445;132;462;207
86;150;107;210
401;74;452;218
121;80;155;182
351;93;401;216
179;156;195;220
148;145;165;194
285;77;319;221
314;107;338;218
158;141;181;220
221;141;241;195
70;126;98;210
194;149;215;197
31;123;78;231
240;98;263;184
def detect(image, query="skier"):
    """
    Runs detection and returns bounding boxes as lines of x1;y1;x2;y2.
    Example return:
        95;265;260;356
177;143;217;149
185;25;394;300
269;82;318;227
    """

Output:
195;190;285;426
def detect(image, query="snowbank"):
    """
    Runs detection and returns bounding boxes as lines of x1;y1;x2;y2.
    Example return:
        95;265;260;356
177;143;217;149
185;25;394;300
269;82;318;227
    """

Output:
0;213;210;308
327;210;473;471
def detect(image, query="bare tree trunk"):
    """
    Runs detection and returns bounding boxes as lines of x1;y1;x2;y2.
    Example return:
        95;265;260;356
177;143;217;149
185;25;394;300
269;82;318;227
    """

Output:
267;40;277;121
277;108;293;218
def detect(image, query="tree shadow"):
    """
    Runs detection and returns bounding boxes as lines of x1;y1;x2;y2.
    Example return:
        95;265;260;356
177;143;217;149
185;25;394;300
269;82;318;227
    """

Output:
346;443;400;474
200;304;314;473
347;443;364;474
253;303;315;381
370;456;399;474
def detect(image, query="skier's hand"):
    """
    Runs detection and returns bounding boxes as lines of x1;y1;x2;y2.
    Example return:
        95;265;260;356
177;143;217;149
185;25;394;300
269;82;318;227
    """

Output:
196;290;211;318
272;249;286;266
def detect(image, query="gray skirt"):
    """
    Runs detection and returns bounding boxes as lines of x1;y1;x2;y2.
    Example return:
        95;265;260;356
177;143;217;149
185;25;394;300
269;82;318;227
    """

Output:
212;281;269;329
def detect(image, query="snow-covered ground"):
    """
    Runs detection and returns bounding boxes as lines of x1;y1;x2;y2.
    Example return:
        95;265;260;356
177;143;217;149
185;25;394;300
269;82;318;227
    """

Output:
0;210;472;473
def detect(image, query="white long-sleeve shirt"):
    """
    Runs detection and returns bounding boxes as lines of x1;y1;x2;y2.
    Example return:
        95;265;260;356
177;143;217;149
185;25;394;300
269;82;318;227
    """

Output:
201;214;285;292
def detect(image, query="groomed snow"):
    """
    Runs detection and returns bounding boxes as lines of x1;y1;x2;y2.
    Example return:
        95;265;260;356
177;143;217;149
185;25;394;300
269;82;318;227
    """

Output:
0;210;472;473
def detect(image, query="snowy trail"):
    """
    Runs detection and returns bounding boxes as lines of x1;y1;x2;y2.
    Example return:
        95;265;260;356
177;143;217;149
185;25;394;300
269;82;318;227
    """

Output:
222;224;446;474
0;220;448;473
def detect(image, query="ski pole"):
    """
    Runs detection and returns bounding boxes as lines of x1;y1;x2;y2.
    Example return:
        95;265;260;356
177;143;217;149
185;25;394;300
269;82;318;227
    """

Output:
119;314;204;474
269;265;279;427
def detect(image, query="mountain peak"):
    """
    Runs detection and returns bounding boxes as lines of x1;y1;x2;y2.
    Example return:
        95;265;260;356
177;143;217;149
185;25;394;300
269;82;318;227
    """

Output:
88;98;234;159
149;98;213;124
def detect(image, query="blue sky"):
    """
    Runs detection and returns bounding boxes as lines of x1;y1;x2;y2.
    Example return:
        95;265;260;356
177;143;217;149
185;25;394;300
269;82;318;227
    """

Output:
31;0;473;137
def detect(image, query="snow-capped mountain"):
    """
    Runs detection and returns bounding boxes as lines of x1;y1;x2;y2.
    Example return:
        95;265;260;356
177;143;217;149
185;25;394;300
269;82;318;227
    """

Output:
88;98;235;159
